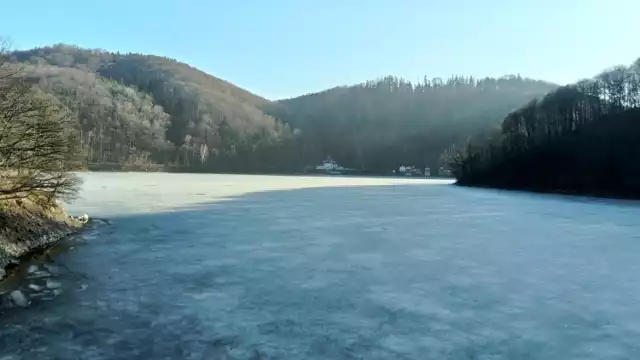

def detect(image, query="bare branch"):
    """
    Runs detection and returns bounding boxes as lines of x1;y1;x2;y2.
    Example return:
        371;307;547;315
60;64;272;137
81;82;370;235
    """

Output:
0;40;81;204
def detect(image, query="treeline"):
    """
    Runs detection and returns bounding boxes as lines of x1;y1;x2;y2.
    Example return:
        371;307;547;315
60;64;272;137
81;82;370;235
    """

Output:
9;44;557;174
271;75;556;173
455;58;640;198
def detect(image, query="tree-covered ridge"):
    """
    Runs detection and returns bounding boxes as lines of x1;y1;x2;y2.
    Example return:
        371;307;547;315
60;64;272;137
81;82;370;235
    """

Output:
455;58;640;197
9;43;558;174
272;75;557;173
11;44;295;169
98;54;289;146
22;64;171;165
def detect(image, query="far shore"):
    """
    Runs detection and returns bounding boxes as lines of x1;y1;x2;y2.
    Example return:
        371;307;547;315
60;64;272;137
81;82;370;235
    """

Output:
85;163;455;180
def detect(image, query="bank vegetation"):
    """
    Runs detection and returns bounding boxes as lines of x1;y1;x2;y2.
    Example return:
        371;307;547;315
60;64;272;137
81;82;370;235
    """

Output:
454;58;640;198
0;39;83;278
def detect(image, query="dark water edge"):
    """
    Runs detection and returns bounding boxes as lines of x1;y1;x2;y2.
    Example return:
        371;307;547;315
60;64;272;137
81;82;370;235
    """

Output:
0;236;79;311
0;220;106;311
455;181;640;202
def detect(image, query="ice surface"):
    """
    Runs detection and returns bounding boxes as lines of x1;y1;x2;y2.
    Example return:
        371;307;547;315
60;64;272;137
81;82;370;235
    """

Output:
1;173;639;359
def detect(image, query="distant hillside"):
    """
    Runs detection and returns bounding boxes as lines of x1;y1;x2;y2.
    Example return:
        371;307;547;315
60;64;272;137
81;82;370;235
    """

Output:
20;63;171;164
9;44;557;174
270;76;557;173
10;44;294;170
455;58;640;198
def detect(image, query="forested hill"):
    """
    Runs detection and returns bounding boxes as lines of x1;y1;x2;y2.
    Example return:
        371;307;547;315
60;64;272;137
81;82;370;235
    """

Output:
454;58;640;198
9;44;557;174
10;44;294;171
270;76;557;173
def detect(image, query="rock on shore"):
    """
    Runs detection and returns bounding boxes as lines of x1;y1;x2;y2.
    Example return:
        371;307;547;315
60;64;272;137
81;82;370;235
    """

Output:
9;290;29;307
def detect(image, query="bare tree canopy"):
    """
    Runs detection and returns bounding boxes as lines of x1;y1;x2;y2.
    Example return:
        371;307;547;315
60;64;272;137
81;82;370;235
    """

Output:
0;40;81;203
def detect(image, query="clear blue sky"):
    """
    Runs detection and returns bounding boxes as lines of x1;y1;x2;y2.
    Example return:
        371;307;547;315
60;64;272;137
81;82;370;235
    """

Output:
2;0;639;99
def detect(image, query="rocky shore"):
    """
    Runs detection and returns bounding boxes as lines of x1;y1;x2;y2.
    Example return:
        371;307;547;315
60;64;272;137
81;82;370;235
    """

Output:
0;259;88;309
0;198;88;282
0;197;89;309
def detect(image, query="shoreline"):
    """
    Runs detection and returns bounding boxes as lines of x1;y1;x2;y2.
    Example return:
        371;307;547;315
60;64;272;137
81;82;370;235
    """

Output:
85;164;453;179
84;169;456;181
0;199;86;282
455;181;640;202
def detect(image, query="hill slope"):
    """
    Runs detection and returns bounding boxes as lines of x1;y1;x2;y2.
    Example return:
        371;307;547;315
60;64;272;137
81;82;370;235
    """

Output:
21;63;171;164
11;44;294;170
270;76;557;173
9;44;557;174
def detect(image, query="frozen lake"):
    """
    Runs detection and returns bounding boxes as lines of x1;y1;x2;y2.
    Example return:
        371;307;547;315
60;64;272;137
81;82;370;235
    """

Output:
1;173;640;359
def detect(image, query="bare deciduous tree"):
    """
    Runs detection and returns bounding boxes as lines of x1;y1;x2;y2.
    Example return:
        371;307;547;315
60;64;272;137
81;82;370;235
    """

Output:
0;39;81;203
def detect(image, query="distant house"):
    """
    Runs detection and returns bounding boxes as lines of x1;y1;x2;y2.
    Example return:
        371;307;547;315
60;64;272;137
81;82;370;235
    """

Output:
316;159;339;171
314;158;354;175
398;165;422;177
